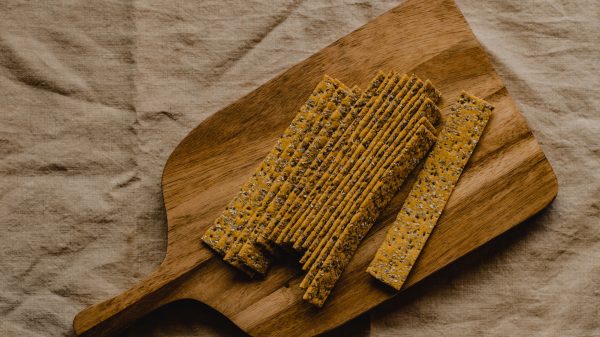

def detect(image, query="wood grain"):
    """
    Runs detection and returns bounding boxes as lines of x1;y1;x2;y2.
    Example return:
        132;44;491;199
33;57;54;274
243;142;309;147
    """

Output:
73;0;558;336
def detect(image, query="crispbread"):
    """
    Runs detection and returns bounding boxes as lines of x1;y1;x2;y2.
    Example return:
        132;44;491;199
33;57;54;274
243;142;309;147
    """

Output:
287;74;415;245
297;81;439;253
367;92;493;290
261;73;387;246
201;76;339;255
303;125;437;306
252;86;362;257
237;86;362;272
275;73;401;244
299;115;436;288
290;75;415;249
222;84;352;270
300;97;440;272
218;84;346;255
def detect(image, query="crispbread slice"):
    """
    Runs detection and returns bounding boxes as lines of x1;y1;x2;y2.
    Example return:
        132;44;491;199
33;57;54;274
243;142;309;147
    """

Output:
296;80;439;252
201;76;339;255
290;75;415;249
275;73;403;244
299;115;436;288
300;97;440;272
286;74;416;245
216;82;346;255
261;73;388;246
236;86;363;273
222;84;353;270
303;125;438;306
253;86;362;249
367;92;493;290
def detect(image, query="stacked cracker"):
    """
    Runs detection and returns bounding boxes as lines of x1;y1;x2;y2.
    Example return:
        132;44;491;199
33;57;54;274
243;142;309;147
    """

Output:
202;71;442;306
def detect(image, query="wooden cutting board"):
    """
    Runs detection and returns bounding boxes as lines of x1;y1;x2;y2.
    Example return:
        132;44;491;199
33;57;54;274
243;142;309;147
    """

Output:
73;0;558;336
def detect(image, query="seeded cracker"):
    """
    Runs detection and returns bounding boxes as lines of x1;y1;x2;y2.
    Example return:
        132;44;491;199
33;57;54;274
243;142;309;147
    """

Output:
303;125;437;306
299;103;439;288
216;79;343;254
298;118;435;288
300;96;440;274
236;86;363;272
201;76;339;256
299;80;439;254
287;73;408;245
250;85;362;256
222;84;352;271
367;92;493;290
260;74;386;248
291;75;413;250
300;94;439;264
223;85;347;272
287;73;405;245
274;73;395;244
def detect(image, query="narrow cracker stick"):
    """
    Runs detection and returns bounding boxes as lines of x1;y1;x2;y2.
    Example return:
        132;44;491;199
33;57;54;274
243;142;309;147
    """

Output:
300;93;440;260
286;74;408;245
250;85;362;256
286;74;414;245
367;92;493;290
262;73;388;246
299;116;435;288
300;98;440;271
290;75;415;249
237;86;363;272
300;113;436;269
303;125;437;306
215;81;345;255
218;82;349;274
275;73;403;244
297;81;439;252
274;73;392;244
223;85;352;269
201;76;339;254
296;89;426;252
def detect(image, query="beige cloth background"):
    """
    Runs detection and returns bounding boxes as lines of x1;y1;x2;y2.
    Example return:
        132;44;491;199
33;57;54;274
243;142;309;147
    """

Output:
0;1;598;336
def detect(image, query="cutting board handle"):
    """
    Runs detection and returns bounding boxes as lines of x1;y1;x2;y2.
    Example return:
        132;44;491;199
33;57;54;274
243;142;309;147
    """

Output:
72;263;193;337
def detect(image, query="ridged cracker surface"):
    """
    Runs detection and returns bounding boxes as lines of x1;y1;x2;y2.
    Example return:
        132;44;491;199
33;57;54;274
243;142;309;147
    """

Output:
303;125;437;306
222;83;351;270
288;73;407;245
297;75;415;251
271;73;388;244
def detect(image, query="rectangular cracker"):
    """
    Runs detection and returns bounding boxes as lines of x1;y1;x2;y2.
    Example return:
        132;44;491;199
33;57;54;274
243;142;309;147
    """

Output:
297;80;440;253
290;75;415;249
251;86;363;257
218;82;345;253
299;115;436;288
286;74;415;245
236;86;363;272
274;72;400;244
201;76;340;255
367;92;493;290
286;73;408;245
222;84;353;270
303;125;438;306
259;73;387;247
300;96;440;272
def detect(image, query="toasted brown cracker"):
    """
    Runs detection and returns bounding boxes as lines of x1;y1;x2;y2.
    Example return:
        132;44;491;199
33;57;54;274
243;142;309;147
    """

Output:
274;72;395;244
367;92;493;290
301;98;440;273
303;125;437;306
287;73;412;246
222;83;352;271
